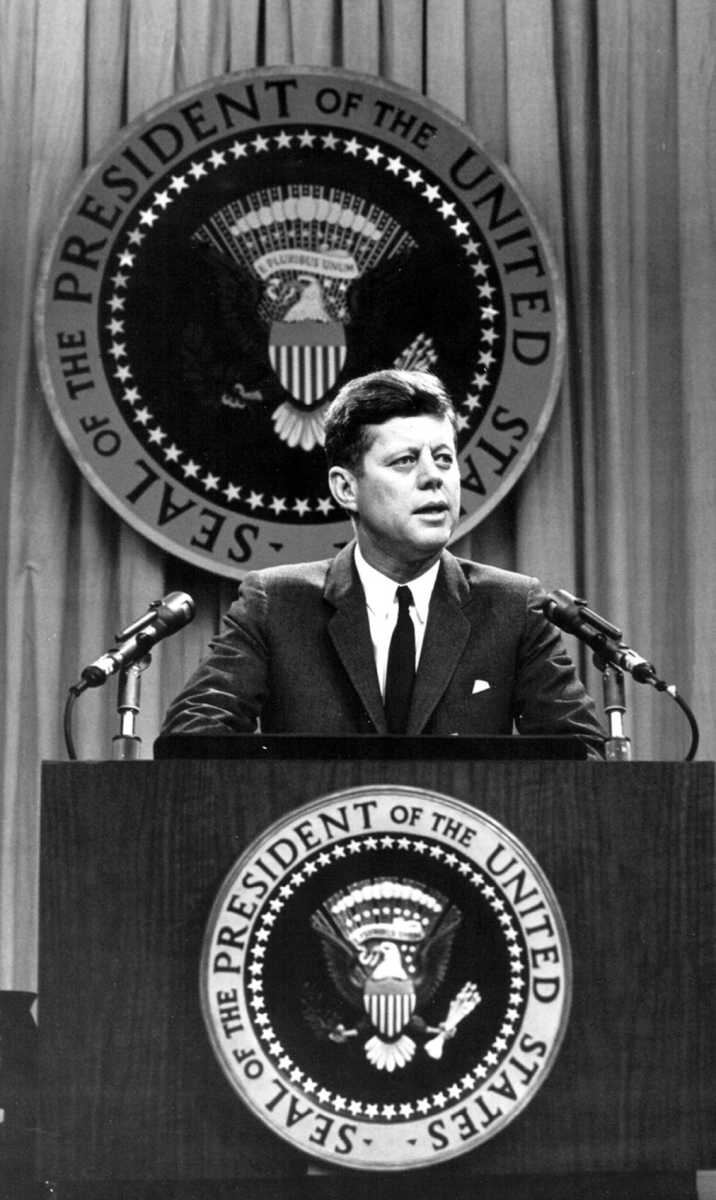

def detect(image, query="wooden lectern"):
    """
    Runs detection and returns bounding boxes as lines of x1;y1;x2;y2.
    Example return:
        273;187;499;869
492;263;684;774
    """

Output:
37;741;714;1197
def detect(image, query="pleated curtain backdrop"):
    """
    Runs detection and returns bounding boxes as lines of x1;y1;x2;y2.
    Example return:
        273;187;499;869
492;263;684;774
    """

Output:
1;0;714;993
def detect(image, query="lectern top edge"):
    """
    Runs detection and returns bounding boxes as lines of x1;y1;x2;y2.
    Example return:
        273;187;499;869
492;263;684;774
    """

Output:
152;733;590;761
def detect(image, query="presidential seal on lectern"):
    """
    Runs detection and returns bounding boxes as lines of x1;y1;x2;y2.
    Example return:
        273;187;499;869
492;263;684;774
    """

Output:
201;786;571;1170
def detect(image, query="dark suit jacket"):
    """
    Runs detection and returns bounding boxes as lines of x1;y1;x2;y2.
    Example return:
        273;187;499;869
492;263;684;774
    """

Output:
161;545;605;751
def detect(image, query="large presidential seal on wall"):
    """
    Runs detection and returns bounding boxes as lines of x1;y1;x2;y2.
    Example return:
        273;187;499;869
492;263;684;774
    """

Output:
36;67;564;578
201;786;571;1170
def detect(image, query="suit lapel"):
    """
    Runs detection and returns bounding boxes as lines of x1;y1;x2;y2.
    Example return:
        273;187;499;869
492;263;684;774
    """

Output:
407;552;471;734
325;544;388;733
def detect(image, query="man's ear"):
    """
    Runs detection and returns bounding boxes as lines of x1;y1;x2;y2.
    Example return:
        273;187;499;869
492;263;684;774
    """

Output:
328;465;358;513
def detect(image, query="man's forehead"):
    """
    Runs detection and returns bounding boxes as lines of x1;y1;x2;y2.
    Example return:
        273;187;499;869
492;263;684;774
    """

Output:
364;413;456;450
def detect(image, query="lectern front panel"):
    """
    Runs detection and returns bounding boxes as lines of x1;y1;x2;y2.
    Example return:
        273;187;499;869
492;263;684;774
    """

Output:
38;757;714;1181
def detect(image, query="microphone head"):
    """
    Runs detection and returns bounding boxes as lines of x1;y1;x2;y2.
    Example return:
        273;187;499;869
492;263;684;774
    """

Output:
529;586;579;616
531;587;587;637
116;592;195;643
134;592;196;650
536;587;623;642
545;588;584;619
156;591;196;628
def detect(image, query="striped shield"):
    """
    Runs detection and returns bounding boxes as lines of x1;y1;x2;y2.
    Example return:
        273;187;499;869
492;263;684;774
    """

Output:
269;319;346;408
363;980;416;1038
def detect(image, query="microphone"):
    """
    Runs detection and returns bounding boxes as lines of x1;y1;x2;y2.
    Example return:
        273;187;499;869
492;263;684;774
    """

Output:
536;588;659;685
80;591;195;688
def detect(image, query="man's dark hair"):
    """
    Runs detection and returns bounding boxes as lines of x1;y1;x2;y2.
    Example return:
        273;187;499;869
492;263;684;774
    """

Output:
324;369;457;470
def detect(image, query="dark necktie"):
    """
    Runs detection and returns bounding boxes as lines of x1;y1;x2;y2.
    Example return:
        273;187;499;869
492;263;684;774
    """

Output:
384;586;415;734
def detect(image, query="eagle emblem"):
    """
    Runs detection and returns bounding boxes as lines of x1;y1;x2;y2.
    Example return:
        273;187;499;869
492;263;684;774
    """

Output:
310;878;480;1072
171;185;465;455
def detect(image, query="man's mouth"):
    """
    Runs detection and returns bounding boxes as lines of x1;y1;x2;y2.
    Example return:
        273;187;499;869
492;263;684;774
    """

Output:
414;501;449;515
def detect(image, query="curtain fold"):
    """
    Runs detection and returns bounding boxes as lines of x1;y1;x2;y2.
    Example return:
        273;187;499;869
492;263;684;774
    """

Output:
426;0;467;115
1;0;714;993
228;0;261;69
177;0;230;86
676;0;716;758
381;0;424;91
289;0;335;63
506;0;577;591
341;0;381;75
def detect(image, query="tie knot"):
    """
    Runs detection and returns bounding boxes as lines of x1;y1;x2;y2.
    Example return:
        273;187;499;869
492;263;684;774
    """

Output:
396;585;413;612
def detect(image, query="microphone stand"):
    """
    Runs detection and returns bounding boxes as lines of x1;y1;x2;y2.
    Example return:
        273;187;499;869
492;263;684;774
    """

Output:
560;598;632;761
595;657;631;761
112;654;152;760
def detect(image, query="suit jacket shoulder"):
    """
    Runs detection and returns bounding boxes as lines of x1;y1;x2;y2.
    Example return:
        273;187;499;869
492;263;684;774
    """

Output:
447;553;537;594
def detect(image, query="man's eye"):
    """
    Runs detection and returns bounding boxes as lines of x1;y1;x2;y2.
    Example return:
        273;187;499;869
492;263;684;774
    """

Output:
435;453;454;467
393;455;416;466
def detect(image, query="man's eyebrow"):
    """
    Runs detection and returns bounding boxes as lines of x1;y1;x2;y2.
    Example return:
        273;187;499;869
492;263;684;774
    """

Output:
382;440;455;456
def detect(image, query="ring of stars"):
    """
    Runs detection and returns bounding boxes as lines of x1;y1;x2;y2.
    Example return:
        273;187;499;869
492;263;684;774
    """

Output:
100;125;503;520
243;831;527;1124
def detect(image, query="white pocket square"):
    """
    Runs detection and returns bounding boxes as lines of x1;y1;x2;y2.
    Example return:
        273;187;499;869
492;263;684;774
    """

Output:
472;679;491;695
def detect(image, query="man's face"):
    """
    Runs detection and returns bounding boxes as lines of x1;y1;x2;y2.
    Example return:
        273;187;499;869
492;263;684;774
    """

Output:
329;413;461;579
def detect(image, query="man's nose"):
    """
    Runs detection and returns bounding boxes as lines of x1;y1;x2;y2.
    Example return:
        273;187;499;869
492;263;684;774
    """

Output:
417;450;442;485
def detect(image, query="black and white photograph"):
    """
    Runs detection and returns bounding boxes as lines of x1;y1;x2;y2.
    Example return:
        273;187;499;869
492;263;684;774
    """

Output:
0;2;714;1198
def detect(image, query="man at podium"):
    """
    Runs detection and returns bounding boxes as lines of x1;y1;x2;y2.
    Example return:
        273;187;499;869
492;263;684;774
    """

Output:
162;369;605;752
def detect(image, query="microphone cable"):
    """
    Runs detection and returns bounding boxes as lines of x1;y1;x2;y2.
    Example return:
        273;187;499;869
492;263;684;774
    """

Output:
653;681;699;762
63;682;85;761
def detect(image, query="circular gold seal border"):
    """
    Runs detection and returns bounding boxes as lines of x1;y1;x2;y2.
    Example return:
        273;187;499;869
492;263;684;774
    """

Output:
200;786;572;1171
36;66;565;577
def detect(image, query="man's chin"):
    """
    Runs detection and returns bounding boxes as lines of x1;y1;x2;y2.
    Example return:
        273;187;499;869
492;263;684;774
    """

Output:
409;527;453;556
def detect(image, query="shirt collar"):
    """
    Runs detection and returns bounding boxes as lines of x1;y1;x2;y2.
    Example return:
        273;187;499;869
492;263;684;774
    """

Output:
354;545;440;626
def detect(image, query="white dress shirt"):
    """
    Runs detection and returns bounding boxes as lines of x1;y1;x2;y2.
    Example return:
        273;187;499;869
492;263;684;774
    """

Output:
353;545;440;698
